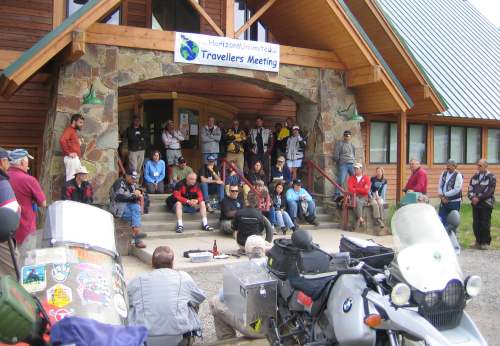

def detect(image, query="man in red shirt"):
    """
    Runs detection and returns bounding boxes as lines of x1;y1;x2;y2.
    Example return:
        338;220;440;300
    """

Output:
59;114;84;181
404;159;428;194
166;172;214;233
7;149;46;256
347;163;371;229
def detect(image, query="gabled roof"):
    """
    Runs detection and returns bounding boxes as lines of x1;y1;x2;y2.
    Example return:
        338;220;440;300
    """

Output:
376;0;500;120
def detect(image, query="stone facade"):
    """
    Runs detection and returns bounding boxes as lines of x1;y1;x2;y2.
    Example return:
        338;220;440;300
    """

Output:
41;44;363;204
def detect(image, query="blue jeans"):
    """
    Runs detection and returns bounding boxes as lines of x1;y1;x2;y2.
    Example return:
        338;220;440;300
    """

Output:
287;199;316;220
336;163;355;195
200;182;225;202
202;153;219;163
121;203;141;228
438;201;461;226
274;209;295;228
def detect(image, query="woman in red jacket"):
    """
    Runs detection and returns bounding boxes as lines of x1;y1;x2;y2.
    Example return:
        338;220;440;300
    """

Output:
347;163;371;228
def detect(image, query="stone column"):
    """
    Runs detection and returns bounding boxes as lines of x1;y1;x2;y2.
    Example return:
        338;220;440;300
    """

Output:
40;44;120;205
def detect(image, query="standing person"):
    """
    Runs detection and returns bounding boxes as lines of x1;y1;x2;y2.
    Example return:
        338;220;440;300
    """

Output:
347;163;371;229
198;155;225;212
285;179;319;226
437;160;463;226
128;246;206;346
270;182;295;235
161;120;184;168
144;150;166;194
59;113;84;181
403;159;428;194
369;167;387;228
123;115;147;175
286;125;306;180
225;119;246;172
170;157;194;190
219;184;244;235
7;149;47;255
61;166;93;204
468;159;496;250
200;116;221;163
333;130;356;197
276;121;290;159
249;117;273;177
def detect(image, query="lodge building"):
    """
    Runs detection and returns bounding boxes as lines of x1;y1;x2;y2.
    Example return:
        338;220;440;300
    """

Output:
0;0;498;204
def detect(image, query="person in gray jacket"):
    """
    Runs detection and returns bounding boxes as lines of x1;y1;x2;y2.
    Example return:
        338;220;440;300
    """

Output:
333;130;356;197
200;116;222;163
286;125;306;180
128;245;207;346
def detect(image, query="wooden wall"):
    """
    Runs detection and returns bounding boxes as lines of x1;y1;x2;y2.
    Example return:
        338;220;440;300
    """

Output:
200;0;223;36
123;0;150;28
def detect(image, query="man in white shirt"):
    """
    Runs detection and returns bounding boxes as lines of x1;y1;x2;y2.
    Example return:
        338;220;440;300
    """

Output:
437;159;463;226
162;120;185;167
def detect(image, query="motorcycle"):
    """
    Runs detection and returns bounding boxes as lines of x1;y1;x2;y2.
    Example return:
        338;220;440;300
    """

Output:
266;203;486;345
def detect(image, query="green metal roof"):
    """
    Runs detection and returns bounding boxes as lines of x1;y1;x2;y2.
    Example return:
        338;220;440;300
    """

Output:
376;0;500;120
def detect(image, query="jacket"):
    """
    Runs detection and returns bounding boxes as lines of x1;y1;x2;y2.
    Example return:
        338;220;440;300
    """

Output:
285;187;313;203
172;180;204;204
271;165;292;184
162;130;184;150
124;126;147;151
333;140;355;165
59;126;81;157
271;192;288;211
369;176;387;200
232;207;265;246
0;169;20;212
468;171;496;208
438;171;463;202
61;178;94;204
348;175;371;197
249;127;272;154
220;197;243;220
109;178;139;217
246;170;268;185
286;135;306;161
404;167;428;194
144;159;166;184
200;126;221;154
226;127;246;154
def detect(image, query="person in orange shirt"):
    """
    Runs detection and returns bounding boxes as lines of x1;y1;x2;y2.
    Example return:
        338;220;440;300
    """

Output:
59;114;84;181
347;162;371;229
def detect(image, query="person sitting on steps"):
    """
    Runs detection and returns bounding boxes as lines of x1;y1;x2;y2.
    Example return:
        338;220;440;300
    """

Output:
369;166;387;228
219;184;244;235
348;163;371;230
270;181;296;235
285;179;319;226
198;154;225;213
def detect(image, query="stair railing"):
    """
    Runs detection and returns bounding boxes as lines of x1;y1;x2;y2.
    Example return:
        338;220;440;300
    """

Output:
220;158;262;201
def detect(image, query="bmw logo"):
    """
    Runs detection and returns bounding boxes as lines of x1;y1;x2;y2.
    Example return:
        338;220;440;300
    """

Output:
343;298;353;313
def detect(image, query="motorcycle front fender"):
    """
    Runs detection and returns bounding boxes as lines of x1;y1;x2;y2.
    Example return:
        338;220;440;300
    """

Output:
366;292;487;346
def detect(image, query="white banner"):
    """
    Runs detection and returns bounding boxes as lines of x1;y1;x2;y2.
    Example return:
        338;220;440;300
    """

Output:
174;32;280;73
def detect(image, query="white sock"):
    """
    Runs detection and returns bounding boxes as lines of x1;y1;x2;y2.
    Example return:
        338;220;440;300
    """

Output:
177;219;183;227
202;217;208;226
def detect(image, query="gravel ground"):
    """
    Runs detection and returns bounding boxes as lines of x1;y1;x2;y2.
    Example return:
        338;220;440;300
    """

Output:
188;248;499;345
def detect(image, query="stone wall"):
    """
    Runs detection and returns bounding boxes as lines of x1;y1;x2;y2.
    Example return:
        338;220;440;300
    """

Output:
41;44;363;204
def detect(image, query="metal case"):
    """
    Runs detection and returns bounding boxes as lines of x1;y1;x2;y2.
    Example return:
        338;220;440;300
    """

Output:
223;261;277;329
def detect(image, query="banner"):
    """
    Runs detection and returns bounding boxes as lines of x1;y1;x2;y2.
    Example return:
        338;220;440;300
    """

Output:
174;32;280;73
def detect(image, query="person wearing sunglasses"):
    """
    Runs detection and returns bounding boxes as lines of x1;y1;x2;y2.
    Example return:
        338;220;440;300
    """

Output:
219;184;244;235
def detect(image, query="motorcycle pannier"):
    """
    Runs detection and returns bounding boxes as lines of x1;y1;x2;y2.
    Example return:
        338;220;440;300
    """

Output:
339;236;394;269
267;238;299;280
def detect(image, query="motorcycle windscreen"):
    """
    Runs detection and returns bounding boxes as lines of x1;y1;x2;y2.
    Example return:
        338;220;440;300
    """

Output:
43;201;117;257
391;204;462;292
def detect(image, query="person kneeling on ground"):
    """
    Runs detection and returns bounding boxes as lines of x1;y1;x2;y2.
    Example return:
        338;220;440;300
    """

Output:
166;172;215;233
109;169;147;248
144;150;166;194
285;179;319;226
232;192;273;252
220;184;244;234
128;246;206;346
209;235;268;341
348;163;371;229
61;165;93;204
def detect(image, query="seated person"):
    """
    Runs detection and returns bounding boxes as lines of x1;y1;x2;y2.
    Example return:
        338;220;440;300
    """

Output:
199;155;225;212
285;179;319;226
347;163;371;229
369;166;387;228
109;169;146;248
144;150;166;194
219;184;244;234
270;156;292;189
254;179;271;218
170;157;193;191
209;236;268;341
270;182;295;235
166;172;215;233
61;165;93;204
243;160;267;201
224;160;243;196
128;246;206;346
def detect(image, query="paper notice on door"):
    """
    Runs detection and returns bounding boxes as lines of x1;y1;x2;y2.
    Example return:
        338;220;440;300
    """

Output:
190;124;198;135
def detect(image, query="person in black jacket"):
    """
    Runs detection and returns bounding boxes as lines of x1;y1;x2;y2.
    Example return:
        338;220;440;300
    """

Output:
123;115;147;175
219;184;243;234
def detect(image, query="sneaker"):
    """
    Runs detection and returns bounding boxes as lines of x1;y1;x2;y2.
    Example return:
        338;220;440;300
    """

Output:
308;217;319;226
207;205;214;213
479;244;490;250
281;227;287;235
202;224;215;232
176;224;184;233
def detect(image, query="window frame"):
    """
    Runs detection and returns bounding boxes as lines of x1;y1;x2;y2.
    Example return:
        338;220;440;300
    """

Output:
487;128;500;164
369;121;397;164
406;123;428;164
66;0;121;25
234;0;269;42
433;125;482;164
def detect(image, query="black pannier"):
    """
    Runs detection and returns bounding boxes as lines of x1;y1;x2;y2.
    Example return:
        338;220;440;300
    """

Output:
267;238;299;280
339;235;394;270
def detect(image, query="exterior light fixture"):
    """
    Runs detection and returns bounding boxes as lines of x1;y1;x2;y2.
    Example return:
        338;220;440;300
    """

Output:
337;103;365;122
82;84;103;105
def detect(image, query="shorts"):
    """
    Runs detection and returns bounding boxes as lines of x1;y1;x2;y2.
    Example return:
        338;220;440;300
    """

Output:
183;205;198;214
287;159;303;168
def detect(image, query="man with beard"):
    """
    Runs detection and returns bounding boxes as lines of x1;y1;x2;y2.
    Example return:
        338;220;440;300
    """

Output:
60;113;85;181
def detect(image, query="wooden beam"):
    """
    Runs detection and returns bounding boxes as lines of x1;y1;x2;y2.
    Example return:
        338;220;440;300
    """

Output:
225;0;235;38
346;65;382;87
406;84;431;101
234;0;277;38
0;50;23;70
64;30;86;64
53;0;66;29
145;0;152;28
187;0;224;36
396;111;407;202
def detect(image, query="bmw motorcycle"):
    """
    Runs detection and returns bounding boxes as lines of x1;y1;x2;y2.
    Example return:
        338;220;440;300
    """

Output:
266;203;486;345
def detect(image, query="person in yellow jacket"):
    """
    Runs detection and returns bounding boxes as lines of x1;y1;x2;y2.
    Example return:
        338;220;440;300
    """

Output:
226;119;246;172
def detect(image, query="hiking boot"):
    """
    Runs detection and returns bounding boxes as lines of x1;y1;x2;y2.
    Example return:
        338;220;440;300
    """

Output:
176;224;184;233
307;217;319;226
281;227;287;235
134;239;146;248
479;244;490;250
202;224;215;232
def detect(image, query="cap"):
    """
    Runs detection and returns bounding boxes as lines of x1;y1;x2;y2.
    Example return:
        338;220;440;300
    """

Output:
207;154;217;161
292;178;302;185
447;159;457;167
8;149;34;161
292;125;300;131
74;166;89;175
343;130;352;137
0;147;9;160
353;162;363;169
178;157;186;164
126;169;139;179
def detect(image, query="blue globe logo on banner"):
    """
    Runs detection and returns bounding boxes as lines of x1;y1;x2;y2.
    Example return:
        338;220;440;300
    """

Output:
180;35;199;61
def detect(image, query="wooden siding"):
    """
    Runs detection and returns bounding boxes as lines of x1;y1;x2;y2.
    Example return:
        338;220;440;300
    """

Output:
200;0;223;36
0;0;53;51
124;0;149;28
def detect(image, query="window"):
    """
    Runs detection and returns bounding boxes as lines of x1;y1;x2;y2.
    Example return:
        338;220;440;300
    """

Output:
67;0;120;25
369;122;397;164
487;129;500;164
433;125;482;164
234;0;268;42
407;124;427;163
152;0;200;33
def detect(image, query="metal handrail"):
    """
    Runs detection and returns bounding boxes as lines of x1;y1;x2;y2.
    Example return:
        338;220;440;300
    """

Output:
220;158;262;199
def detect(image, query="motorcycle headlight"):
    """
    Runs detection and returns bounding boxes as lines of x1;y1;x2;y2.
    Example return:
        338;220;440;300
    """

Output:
465;275;482;297
424;291;440;308
391;283;411;306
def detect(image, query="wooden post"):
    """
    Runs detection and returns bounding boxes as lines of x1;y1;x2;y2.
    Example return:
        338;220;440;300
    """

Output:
225;0;235;38
53;0;65;29
396;111;407;202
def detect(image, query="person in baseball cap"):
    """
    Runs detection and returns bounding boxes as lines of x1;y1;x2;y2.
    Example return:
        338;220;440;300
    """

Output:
8;148;34;161
286;178;319;226
0;147;10;173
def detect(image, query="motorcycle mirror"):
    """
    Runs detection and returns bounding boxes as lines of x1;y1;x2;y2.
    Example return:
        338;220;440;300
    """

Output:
291;229;313;250
446;210;461;228
0;207;19;243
